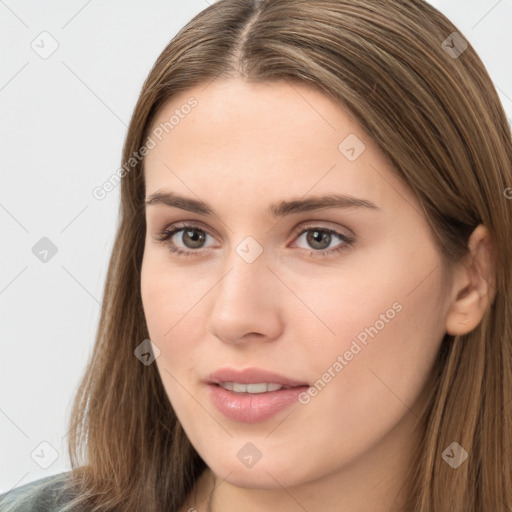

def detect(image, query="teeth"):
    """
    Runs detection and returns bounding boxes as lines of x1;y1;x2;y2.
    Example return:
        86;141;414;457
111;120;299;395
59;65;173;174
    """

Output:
219;382;285;393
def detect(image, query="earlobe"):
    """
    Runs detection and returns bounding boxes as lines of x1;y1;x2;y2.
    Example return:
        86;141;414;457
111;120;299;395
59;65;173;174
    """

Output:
445;224;496;336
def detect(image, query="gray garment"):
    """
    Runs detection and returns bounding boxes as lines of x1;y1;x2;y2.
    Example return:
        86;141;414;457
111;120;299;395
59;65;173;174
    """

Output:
0;472;76;511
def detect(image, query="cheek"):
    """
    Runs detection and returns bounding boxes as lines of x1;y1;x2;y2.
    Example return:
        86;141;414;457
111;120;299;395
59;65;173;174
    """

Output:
140;256;213;403
293;255;447;462
141;251;204;343
141;269;205;419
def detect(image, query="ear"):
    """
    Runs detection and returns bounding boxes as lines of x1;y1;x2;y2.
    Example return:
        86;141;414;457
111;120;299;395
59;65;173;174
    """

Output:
445;224;496;336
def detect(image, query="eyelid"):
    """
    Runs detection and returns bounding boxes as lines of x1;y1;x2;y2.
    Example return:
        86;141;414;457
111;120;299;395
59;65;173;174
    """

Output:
155;220;353;243
292;221;354;239
152;220;217;244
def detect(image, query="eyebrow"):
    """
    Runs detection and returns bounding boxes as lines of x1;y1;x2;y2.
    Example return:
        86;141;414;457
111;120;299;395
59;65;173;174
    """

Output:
144;190;381;217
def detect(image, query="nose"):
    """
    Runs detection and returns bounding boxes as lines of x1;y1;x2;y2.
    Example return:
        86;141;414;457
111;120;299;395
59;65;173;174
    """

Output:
207;244;284;346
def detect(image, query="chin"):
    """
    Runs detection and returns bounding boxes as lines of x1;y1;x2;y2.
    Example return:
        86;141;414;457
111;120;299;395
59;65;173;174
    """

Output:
201;448;319;490
212;465;294;490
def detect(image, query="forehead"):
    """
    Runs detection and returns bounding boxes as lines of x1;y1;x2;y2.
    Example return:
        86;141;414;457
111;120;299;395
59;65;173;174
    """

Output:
143;78;414;216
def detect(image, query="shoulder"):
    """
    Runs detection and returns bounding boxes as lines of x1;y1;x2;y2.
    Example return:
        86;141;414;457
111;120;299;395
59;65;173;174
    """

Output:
0;471;76;512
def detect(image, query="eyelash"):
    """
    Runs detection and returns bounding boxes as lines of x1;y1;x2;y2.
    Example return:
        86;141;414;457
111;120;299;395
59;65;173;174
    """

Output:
155;223;354;259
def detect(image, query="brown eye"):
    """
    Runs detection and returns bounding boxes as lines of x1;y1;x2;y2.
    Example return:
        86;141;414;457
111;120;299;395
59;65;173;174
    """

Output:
155;224;213;256
293;226;354;257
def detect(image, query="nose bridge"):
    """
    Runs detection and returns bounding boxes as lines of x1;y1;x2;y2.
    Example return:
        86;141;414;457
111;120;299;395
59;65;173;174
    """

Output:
207;233;283;343
219;234;269;301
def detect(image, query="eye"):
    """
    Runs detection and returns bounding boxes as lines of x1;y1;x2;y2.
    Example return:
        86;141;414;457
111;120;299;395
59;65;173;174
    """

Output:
292;224;354;257
154;224;215;257
154;223;354;258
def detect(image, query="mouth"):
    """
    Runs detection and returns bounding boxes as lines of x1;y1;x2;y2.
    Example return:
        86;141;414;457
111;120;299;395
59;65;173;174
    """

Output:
205;367;310;423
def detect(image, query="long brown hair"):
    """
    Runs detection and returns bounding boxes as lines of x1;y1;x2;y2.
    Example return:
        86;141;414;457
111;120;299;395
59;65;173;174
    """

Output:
20;0;512;510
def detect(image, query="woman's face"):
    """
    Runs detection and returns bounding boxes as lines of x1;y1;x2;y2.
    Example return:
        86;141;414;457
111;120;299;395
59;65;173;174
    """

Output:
141;78;454;493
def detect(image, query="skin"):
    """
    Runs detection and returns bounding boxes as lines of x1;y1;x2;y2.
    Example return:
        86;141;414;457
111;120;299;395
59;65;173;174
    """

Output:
140;78;495;512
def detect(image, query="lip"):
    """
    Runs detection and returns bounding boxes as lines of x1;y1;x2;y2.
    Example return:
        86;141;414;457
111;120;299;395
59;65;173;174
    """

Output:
206;367;309;387
205;367;309;423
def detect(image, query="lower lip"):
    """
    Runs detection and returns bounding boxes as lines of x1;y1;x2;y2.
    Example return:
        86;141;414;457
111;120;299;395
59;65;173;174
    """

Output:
207;384;309;423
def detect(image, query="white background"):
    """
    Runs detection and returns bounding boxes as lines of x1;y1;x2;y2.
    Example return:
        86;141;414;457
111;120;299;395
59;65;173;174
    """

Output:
1;0;511;493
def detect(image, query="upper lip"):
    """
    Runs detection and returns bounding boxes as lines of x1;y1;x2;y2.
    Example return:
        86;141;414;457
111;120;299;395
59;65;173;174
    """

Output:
206;367;309;387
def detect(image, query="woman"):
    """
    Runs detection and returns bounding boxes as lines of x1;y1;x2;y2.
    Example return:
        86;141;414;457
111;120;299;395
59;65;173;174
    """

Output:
2;0;511;510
